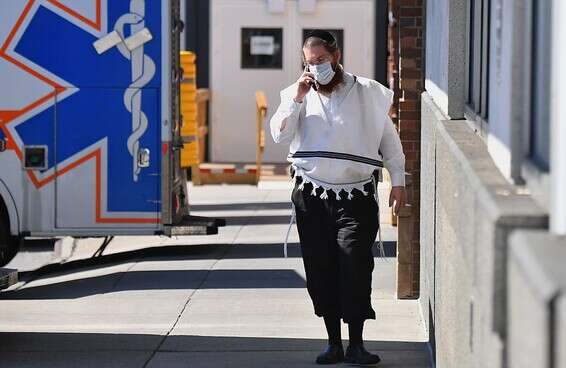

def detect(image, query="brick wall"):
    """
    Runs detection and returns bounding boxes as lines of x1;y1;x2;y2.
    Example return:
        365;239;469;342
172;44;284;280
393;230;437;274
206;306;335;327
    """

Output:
387;0;400;125
388;0;423;299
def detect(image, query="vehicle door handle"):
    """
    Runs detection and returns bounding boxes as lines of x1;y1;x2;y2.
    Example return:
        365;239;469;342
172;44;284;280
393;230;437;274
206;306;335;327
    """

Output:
138;148;150;168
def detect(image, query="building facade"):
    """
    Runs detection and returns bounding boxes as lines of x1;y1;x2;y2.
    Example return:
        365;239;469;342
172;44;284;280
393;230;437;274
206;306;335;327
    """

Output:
419;0;566;366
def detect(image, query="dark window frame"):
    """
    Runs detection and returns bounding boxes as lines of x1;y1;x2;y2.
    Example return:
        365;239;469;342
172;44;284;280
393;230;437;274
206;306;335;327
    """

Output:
464;0;491;132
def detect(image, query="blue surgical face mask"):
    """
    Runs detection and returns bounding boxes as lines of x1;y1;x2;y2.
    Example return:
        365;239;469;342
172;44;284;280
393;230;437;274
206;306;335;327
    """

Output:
309;61;335;85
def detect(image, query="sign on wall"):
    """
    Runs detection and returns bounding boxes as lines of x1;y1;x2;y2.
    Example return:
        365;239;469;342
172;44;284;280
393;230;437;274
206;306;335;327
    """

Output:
250;36;275;55
241;28;283;69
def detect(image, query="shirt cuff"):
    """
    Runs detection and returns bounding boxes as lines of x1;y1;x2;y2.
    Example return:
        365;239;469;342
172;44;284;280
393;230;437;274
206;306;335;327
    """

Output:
389;171;406;187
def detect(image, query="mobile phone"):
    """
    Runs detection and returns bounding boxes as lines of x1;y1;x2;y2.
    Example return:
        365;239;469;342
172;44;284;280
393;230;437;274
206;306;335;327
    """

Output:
304;65;317;91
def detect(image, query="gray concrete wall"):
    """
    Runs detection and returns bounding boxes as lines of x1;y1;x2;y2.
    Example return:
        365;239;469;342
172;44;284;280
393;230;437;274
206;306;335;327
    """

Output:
419;93;548;368
507;230;566;368
419;89;440;348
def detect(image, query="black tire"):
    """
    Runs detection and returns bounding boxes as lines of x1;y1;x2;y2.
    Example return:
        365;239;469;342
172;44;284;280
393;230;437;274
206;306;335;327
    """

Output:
0;204;18;267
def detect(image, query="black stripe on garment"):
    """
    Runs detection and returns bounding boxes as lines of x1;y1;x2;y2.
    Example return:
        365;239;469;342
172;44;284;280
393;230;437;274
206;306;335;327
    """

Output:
289;151;384;168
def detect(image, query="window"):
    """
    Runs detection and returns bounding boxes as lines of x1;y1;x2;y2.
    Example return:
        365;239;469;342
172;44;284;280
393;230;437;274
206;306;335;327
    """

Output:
465;0;490;121
528;0;551;171
241;28;283;69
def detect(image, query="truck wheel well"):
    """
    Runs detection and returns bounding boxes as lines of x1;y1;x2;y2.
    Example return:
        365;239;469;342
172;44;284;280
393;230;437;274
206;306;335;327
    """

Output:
0;195;10;236
0;193;19;266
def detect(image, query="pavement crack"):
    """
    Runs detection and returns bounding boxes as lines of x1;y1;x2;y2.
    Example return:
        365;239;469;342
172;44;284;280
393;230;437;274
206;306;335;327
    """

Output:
107;260;139;293
141;238;240;367
142;193;265;367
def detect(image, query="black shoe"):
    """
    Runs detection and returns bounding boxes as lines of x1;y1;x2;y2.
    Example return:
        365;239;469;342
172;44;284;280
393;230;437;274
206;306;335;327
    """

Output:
344;344;381;365
315;344;344;365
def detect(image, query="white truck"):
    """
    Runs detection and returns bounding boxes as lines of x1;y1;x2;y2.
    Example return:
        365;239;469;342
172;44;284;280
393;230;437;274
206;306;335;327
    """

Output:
0;0;223;267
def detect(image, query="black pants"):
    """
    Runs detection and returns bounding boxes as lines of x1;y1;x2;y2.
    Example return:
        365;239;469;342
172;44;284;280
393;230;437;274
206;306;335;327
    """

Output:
291;177;379;323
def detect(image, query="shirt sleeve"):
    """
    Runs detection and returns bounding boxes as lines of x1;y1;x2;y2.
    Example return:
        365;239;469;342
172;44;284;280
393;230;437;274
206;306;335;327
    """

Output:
270;84;304;144
380;114;406;187
375;83;406;187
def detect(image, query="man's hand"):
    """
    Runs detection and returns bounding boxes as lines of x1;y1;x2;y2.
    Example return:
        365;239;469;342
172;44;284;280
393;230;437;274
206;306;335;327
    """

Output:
294;70;316;102
389;186;406;216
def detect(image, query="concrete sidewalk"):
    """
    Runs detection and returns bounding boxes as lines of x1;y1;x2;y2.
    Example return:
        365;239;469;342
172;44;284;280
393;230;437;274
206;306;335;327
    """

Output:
0;184;430;367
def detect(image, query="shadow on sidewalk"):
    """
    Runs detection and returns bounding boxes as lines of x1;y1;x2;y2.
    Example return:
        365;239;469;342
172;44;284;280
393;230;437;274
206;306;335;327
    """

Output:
223;215;295;225
3;240;395;285
0;268;308;300
8;243;301;281
0;332;431;368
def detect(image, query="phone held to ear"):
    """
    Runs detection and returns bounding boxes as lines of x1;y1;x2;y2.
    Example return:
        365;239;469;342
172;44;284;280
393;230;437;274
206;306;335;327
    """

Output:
305;65;318;91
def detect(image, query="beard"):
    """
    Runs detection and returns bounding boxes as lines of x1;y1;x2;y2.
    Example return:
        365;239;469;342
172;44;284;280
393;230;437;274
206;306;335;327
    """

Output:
317;63;344;94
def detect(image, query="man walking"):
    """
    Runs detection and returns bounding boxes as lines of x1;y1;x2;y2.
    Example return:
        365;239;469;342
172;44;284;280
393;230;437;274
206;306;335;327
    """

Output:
270;30;406;365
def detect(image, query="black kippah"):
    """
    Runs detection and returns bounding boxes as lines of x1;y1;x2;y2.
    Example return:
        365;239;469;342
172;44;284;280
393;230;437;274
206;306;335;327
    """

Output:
305;29;337;46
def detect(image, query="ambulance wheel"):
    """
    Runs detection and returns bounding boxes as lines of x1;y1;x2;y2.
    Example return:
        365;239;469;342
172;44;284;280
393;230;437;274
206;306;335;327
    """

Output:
0;205;18;267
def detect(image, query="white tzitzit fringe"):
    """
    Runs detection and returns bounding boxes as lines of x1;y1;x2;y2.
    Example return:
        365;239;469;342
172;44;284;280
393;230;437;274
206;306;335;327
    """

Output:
283;203;296;258
291;167;373;200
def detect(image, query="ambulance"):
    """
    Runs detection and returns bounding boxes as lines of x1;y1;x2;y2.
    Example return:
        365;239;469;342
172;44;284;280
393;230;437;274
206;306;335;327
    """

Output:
0;0;223;267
